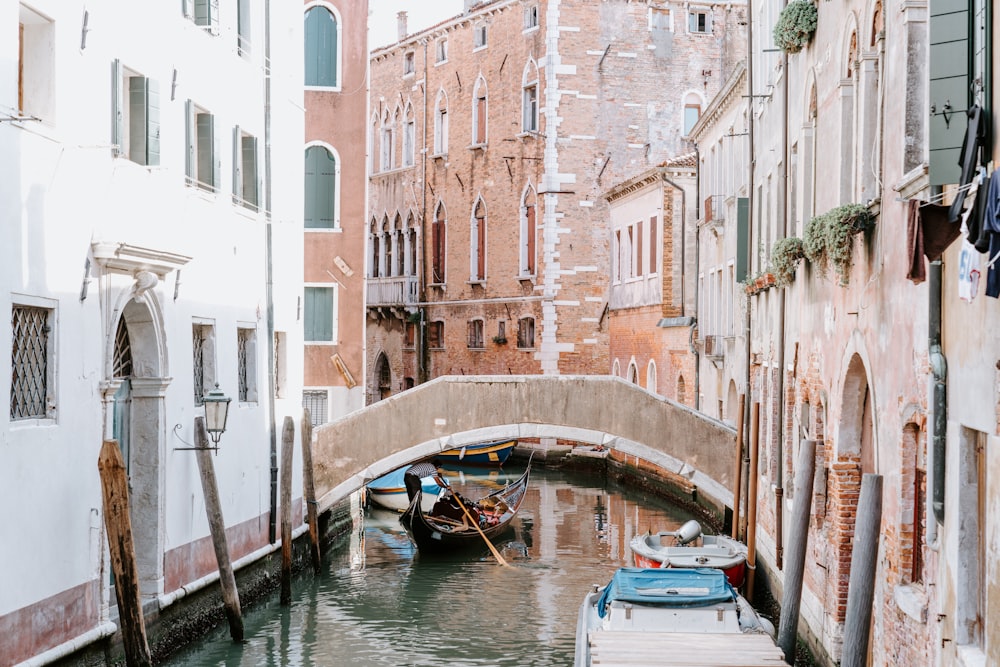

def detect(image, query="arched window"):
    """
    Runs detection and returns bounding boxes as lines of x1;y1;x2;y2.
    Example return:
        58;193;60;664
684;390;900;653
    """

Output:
304;5;340;88
612;359;621;377
471;198;487;281
369;113;379;174
304;144;338;229
627;362;638;385
473;76;488;145
646;361;657;394
677;375;687;405
858;5;882;205
380;216;390;279
840;29;858;204
407;214;418;277
393;214;404;276
434;90;449;154
520;185;537;276
402;102;415;167
380;109;394;170
522;60;539;132
432;202;447;284
683;92;702;134
369;218;380;278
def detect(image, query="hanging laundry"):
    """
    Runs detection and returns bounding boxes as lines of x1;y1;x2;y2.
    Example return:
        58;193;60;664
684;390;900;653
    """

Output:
966;169;990;251
948;104;987;224
906;200;961;284
980;167;1000;298
958;240;981;302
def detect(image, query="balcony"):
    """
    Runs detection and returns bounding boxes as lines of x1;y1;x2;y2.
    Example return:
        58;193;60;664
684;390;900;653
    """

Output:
367;275;420;310
703;334;725;360
702;194;726;231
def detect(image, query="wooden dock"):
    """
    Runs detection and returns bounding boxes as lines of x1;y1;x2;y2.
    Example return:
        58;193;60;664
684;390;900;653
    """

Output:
587;630;786;666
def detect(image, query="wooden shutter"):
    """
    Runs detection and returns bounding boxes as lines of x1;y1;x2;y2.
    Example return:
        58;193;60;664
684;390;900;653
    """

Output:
145;78;159;166
476;211;486;280
237;0;251;55
649;215;657;273
432;216;445;283
232;126;242;201
184;99;195;180
305;287;333;341
736;197;749;282
321;149;336;226
242;135;258;208
305;147;318;226
196;112;214;189
929;0;970;185
129;76;159;166
111;59;123;157
636;220;644;276
476;94;487;144
526;204;536;274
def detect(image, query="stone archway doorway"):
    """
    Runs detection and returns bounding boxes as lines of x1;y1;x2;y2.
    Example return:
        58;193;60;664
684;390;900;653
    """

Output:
375;352;392;401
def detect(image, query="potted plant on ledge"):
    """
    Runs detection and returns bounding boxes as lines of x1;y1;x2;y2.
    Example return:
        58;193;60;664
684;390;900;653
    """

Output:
773;0;818;54
803;203;874;286
771;237;806;287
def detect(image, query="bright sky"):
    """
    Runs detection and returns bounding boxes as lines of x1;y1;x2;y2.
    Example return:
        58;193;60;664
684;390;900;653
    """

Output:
368;1;464;50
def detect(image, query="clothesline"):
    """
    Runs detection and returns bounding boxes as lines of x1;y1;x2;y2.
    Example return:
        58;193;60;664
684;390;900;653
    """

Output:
895;179;979;207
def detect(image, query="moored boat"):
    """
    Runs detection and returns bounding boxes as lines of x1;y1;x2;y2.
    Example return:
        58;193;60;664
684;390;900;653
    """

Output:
366;467;443;512
438;438;516;465
630;520;748;588
399;457;531;553
574;567;781;667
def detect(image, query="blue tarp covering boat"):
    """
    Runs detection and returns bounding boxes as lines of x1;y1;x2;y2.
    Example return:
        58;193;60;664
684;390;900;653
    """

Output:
595;567;736;618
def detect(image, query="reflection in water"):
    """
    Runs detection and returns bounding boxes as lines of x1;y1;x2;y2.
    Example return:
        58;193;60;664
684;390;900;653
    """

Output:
163;466;700;667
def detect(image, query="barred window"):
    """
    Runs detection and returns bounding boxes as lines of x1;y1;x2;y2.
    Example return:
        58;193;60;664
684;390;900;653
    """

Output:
467;320;484;349
302;390;328;426
237;327;258;403
192;323;216;405
428;321;444;349
517;317;535;349
11;305;51;420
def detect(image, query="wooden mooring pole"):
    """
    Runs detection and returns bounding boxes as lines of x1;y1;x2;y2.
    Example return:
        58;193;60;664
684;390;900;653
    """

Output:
777;439;817;664
97;440;152;667
194;418;244;642
745;401;760;601
731;393;746;540
300;409;322;573
841;474;883;667
280;416;295;605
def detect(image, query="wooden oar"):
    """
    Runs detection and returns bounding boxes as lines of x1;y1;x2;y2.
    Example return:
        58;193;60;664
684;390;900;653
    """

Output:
447;489;510;567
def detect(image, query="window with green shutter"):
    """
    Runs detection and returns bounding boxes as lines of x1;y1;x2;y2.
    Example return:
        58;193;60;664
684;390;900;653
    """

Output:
193;0;220;34
929;0;971;186
112;60;159;166
305;145;337;228
233;126;258;210
185;100;217;192
305;7;339;87
304;287;335;342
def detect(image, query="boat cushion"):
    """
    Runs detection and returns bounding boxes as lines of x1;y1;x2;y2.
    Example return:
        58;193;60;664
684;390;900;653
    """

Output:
597;568;736;618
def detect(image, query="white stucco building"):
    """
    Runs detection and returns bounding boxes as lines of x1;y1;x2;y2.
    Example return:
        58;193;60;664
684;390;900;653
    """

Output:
1;2;304;663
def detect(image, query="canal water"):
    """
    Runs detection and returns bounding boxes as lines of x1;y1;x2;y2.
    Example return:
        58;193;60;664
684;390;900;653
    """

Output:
162;463;705;667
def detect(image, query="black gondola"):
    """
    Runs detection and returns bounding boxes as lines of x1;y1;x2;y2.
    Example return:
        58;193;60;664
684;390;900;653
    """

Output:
399;456;532;553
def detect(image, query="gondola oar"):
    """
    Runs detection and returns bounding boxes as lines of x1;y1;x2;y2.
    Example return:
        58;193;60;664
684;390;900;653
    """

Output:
444;484;510;567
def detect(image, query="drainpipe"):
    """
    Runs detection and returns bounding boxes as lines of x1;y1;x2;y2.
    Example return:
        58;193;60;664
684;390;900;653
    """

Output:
773;35;789;571
693;145;700;411
418;38;429;385
742;0;757;533
928;257;946;543
264;0;278;544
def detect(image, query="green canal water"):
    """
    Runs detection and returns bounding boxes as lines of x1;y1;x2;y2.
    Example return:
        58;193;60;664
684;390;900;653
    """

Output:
162;464;704;667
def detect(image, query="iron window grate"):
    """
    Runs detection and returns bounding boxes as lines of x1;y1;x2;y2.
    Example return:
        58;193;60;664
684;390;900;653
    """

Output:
11;305;49;420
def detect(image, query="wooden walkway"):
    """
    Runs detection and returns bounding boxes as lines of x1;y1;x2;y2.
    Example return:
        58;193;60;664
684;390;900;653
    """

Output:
587;630;786;666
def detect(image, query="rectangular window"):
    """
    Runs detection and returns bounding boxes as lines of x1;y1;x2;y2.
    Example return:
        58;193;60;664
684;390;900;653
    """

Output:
476;94;487;145
523;84;538;132
237;0;251;56
237;327;257;403
688;10;711;33
524;5;539;29
683;104;701;135
474;24;488;49
636;220;644;276
185;101;218;192
192;323;216;405
404;322;416;348
428;321;444;349
651;7;672;32
18;5;55;121
233;127;258;210
403;51;415;75
112;61;160;166
302;390;328;426
192;0;220;34
11;303;53;421
517;318;535;349
304;286;336;342
436;38;448;63
467;320;484;349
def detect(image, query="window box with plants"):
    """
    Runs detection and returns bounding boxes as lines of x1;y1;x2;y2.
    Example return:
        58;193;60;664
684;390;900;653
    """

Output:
773;0;818;54
802;203;874;286
771;236;806;287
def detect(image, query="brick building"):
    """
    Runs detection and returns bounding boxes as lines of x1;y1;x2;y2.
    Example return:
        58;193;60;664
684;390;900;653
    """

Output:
302;0;369;424
366;0;748;401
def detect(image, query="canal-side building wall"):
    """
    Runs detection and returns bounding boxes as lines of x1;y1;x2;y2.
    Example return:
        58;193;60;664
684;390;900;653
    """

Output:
734;0;956;664
366;0;748;401
1;2;305;664
303;0;369;425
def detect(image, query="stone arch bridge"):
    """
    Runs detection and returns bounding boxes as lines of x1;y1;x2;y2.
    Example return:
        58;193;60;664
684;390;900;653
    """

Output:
313;375;737;515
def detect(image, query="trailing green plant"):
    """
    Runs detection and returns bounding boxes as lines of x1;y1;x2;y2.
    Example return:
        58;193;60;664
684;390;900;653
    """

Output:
771;236;806;287
802;203;874;286
773;0;818;53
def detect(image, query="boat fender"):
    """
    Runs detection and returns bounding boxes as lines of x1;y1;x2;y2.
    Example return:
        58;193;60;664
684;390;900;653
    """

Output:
675;520;703;545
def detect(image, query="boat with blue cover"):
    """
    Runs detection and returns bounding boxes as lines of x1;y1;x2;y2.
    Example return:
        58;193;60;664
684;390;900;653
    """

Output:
574;567;782;667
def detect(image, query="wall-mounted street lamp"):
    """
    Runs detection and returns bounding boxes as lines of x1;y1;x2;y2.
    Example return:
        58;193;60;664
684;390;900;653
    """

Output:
202;385;232;449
